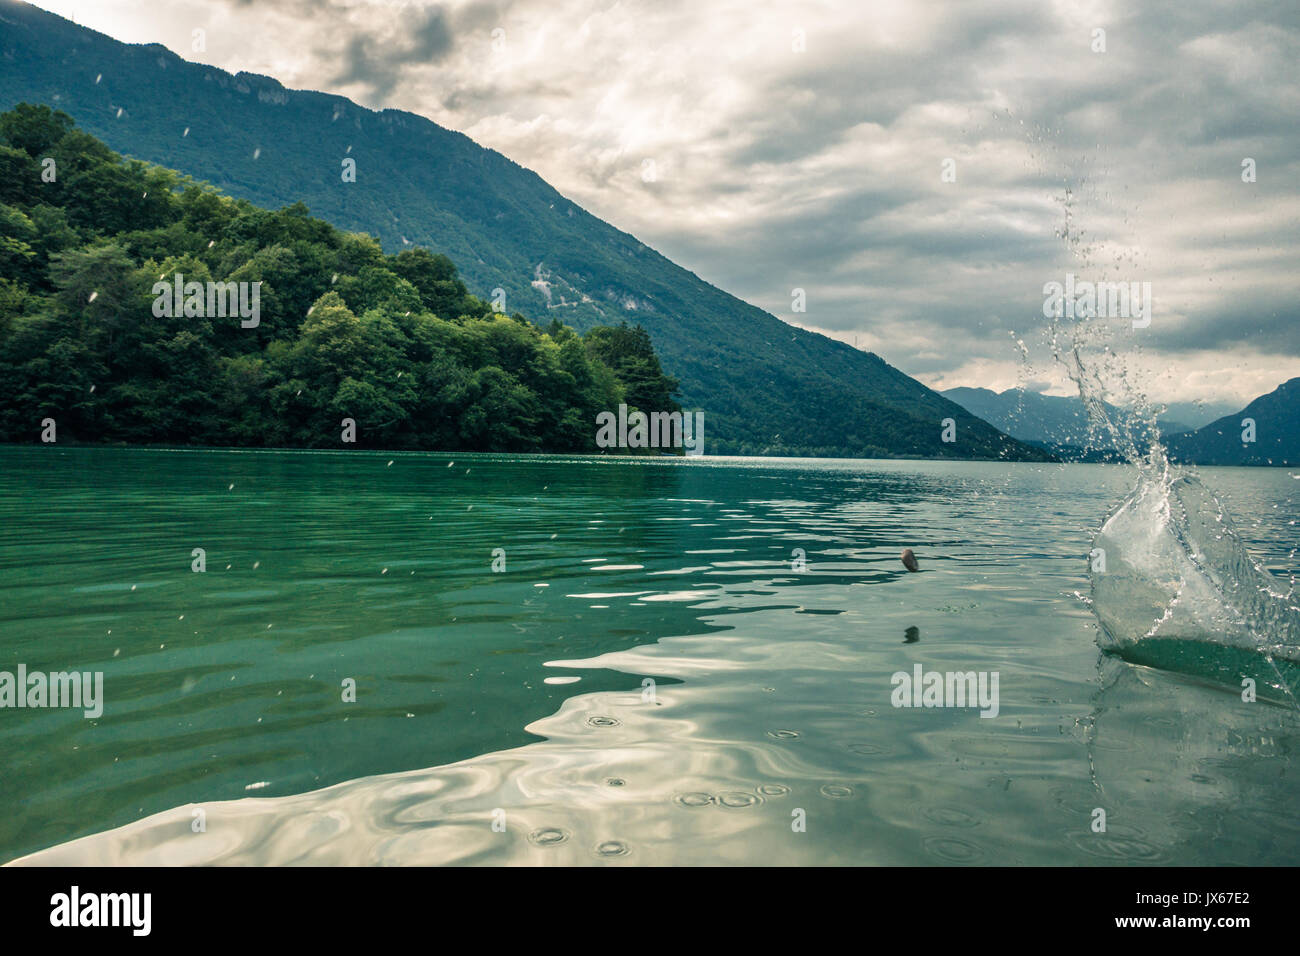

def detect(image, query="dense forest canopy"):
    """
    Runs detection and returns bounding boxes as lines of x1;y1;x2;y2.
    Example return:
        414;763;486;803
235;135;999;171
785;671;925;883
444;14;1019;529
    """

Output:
0;103;681;453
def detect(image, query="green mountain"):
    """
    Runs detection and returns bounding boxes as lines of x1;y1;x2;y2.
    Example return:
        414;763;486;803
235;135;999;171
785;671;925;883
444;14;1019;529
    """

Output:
0;0;1048;461
1166;378;1300;466
0;103;685;452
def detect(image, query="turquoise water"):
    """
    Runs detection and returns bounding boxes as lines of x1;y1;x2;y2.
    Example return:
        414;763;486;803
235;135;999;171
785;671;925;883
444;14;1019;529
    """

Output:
1;446;1297;864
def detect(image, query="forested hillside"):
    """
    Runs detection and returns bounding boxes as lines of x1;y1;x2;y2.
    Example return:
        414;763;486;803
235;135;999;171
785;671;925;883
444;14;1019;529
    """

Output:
0;104;679;452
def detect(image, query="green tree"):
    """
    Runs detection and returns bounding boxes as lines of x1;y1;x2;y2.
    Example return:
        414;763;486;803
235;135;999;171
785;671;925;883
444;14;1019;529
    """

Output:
583;322;680;413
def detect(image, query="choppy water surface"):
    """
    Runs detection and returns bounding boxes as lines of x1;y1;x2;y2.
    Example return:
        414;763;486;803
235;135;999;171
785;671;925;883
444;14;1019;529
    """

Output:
1;446;1297;865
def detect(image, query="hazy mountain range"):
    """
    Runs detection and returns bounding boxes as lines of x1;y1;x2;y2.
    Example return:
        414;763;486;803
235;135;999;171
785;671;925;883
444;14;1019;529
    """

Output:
940;387;1232;442
1165;378;1300;466
943;384;1296;466
0;1;1048;462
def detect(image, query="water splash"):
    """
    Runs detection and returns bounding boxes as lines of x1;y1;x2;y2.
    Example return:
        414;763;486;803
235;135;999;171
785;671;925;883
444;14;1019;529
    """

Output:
1044;174;1300;701
1089;471;1300;696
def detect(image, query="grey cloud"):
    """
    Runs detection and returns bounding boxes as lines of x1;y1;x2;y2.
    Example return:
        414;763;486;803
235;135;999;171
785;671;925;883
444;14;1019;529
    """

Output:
331;6;456;99
1147;298;1300;355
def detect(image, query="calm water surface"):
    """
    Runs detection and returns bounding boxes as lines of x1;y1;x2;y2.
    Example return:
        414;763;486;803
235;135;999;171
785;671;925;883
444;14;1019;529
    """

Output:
1;446;1297;864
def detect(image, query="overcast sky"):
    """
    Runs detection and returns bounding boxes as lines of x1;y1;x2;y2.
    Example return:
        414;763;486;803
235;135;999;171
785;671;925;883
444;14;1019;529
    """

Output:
31;0;1300;410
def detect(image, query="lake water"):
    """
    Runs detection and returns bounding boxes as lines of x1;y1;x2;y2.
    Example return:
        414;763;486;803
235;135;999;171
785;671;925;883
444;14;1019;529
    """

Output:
2;446;1297;865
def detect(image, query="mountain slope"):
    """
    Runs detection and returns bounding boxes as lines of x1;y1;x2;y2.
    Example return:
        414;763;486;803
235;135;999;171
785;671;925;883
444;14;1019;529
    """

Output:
0;0;1048;460
1166;378;1300;466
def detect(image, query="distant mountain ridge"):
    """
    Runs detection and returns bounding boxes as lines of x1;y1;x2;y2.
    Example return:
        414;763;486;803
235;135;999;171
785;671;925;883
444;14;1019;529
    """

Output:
0;0;1049;461
944;383;1297;466
1166;378;1300;466
941;386;1204;446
